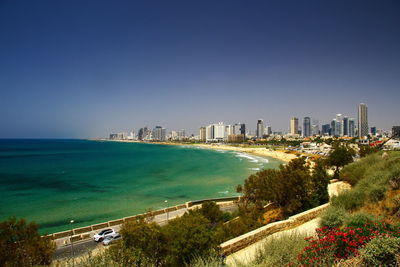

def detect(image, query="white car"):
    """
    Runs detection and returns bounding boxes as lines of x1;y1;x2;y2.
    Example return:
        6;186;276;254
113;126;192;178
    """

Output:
93;228;116;242
102;233;121;246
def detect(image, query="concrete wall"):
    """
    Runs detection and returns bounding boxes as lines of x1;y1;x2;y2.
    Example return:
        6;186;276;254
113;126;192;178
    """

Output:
220;203;329;255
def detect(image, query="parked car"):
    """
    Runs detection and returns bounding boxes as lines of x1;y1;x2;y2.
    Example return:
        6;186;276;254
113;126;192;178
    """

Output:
102;233;121;246
93;228;116;242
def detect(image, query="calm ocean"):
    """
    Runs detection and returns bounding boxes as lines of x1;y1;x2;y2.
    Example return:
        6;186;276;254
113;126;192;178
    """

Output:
0;139;282;234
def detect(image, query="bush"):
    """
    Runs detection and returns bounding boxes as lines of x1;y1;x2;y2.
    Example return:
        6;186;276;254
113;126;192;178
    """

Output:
319;206;348;228
340;153;381;186
359;236;400;266
0;217;56;267
298;223;400;266
343;212;377;229
251;231;308;266
331;190;364;211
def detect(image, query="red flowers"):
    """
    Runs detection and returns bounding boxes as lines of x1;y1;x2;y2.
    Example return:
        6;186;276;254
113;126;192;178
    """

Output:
297;221;400;266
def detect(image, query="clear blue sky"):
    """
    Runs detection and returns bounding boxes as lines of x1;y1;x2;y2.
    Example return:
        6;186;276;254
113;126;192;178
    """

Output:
1;0;399;138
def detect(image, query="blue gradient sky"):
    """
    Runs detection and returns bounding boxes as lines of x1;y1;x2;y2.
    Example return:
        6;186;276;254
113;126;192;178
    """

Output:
1;0;399;138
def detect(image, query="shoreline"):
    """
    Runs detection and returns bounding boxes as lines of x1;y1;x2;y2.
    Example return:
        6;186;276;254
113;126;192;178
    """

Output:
93;139;297;162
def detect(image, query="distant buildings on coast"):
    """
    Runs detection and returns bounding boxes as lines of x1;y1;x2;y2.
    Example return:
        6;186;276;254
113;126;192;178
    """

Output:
109;103;399;142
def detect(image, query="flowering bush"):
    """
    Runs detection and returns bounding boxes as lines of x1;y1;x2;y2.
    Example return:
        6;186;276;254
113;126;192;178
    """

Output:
297;221;400;266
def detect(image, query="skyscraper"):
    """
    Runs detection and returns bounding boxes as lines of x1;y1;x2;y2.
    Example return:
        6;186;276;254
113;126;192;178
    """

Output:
358;103;368;138
342;116;349;136
199;127;206;141
290;117;299;135
302;117;311;137
331;119;336;136
153;126;166;141
349;118;355;137
256;119;264;138
321;124;331;136
335;114;343;136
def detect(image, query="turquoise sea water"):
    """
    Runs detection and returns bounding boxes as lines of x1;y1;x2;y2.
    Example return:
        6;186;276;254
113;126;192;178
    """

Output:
0;139;283;234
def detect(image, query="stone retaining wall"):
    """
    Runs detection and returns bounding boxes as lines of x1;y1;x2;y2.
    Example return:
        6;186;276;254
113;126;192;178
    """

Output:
220;203;329;255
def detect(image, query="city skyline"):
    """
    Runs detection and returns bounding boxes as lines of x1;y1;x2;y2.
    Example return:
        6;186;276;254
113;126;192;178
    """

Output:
1;1;400;138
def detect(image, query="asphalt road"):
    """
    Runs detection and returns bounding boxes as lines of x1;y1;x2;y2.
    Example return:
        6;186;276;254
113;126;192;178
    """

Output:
54;239;100;260
53;204;238;261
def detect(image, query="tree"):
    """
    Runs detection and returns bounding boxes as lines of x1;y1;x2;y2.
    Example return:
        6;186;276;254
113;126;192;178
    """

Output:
0;217;56;267
109;219;167;266
199;201;224;226
326;145;355;178
307;159;330;207
164;211;219;266
237;157;327;216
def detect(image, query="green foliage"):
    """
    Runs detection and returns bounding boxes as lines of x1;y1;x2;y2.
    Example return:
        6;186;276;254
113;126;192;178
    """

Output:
326;144;355;178
238;157;330;217
359;145;379;158
359;236;400;266
343;212;377;229
319;206;348;228
0;217;56;267
308;159;330;207
331;190;364;211
53;251;124;267
164;211;220;266
199;201;224;225
251;231;308;267
109;219;167;266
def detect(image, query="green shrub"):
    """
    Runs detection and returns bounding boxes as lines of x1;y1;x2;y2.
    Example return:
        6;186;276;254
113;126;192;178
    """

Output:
331;190;364;211
251;231;308;267
190;255;225;267
340;153;381;185
359;236;400;266
367;183;387;202
343;212;377;229
319;206;348;228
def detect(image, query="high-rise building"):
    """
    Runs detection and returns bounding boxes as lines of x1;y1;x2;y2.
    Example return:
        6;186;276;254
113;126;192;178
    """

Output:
214;122;225;141
225;125;234;136
290;117;299;135
392;126;400;139
331;119;336;136
342;116;349;136
303;117;311;137
232;123;246;136
335;114;343;136
311;119;319;136
266;126;272;135
206;122;225;142
206;125;214;142
321;124;331;136
199;127;206;141
358;103;368;138
153;126;166;141
256;119;264;138
349;118;355;137
138;127;148;140
370;127;377;136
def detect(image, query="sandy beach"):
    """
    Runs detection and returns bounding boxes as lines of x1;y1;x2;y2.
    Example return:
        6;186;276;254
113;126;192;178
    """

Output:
193;144;297;162
97;139;298;163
